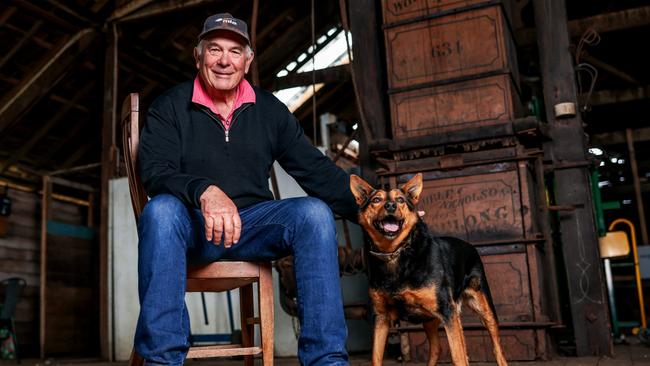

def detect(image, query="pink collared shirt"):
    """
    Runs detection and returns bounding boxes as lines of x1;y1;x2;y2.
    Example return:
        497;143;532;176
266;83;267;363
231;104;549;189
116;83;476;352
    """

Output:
191;76;256;130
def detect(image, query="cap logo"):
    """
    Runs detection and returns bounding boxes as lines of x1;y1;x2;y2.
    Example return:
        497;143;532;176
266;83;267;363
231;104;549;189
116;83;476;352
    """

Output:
215;17;238;26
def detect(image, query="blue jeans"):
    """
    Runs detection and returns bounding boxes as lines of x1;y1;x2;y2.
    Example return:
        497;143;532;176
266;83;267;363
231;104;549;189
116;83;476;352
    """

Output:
134;194;348;366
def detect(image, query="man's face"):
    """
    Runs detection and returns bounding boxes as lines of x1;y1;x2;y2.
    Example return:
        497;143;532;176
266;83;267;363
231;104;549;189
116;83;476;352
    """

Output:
194;31;254;94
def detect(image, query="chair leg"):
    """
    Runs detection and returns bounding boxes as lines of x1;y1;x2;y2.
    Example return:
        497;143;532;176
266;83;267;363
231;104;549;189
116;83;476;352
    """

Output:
240;284;255;366
259;263;274;366
128;348;145;366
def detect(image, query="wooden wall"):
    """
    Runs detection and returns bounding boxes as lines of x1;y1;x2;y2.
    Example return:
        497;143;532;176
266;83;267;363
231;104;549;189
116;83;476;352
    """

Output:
0;188;93;357
1;189;40;356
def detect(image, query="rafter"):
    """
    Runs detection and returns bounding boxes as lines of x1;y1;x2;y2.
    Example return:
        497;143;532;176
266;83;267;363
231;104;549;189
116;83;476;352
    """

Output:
43;0;97;24
0;6;17;25
0;28;97;135
273;64;350;90
585;85;650;106
0;83;95;174
517;6;650;46
117;0;217;22
8;0;79;31
0;21;43;70
591;127;650;145
108;0;156;21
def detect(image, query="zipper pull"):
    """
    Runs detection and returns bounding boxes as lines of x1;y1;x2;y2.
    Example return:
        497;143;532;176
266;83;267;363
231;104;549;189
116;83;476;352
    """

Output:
225;130;230;142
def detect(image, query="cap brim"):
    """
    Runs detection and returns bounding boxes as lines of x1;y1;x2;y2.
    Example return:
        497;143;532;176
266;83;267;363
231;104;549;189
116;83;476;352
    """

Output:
198;28;251;46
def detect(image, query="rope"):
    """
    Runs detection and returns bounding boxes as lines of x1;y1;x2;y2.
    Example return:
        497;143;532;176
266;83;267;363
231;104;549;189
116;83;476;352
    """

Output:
574;28;600;112
311;0;317;144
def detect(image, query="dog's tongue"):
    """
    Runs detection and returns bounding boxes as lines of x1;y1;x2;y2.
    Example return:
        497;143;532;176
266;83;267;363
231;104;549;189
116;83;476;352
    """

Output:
382;222;400;233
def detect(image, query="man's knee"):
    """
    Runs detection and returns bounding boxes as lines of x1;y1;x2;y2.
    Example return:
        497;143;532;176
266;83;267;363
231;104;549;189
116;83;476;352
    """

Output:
140;194;188;227
292;197;335;226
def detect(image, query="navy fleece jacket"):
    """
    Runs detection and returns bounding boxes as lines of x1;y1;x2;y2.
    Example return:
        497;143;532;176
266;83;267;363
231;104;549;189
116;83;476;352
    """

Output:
138;80;358;221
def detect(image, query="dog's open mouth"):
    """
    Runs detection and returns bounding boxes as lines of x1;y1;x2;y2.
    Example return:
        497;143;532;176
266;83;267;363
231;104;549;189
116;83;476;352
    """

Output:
373;216;404;237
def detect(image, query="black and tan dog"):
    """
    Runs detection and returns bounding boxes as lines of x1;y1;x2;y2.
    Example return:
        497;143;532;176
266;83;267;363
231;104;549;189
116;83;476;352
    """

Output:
350;173;507;366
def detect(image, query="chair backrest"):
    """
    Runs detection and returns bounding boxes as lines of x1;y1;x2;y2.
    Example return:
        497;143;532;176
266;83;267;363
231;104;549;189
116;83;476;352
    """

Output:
121;93;148;222
0;277;26;320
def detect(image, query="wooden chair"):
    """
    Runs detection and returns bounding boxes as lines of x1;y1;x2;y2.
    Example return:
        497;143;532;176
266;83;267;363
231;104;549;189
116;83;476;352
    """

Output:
121;93;273;366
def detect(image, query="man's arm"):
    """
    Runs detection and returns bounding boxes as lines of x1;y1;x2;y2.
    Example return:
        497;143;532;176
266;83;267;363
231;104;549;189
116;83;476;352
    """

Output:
139;100;240;247
139;102;214;207
274;112;358;222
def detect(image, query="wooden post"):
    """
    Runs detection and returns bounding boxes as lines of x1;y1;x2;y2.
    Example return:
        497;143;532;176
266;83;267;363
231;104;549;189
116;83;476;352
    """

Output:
347;0;388;184
347;0;388;143
100;22;119;361
626;128;649;245
533;0;613;356
39;176;52;358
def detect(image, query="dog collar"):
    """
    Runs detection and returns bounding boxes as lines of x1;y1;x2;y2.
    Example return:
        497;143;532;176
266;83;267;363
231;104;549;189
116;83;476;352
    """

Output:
369;247;405;262
369;236;412;262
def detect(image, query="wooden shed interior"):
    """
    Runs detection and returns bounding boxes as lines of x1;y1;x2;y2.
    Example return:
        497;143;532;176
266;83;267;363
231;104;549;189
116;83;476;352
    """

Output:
1;0;650;362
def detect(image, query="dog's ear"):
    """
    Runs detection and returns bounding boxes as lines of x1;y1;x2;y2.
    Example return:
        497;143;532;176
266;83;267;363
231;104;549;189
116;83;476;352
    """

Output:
350;175;375;206
401;173;423;204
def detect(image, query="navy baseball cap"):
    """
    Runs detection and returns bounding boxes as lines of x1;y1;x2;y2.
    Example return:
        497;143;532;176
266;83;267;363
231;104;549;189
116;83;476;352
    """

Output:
198;13;251;46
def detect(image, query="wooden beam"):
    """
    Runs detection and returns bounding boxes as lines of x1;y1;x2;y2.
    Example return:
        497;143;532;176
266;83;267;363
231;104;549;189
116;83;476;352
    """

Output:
0;75;89;114
0;28;97;135
258;16;311;75
273;64;350;90
586;85;650;106
0;21;43;70
50;176;96;193
348;0;389;142
251;0;259;86
8;0;78;31
519;6;650;46
591;127;650;146
534;0;612;356
39;175;52;358
582;55;640;85
108;0;155;21
569;6;650;38
296;83;345;121
44;0;96;24
99;23;118;361
257;8;294;42
117;0;216;22
121;44;194;81
60;142;94;170
0;6;17;25
0;83;95;174
626;128;649;245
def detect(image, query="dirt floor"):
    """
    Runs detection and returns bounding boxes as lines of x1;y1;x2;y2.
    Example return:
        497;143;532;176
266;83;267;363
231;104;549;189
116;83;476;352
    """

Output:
2;344;650;366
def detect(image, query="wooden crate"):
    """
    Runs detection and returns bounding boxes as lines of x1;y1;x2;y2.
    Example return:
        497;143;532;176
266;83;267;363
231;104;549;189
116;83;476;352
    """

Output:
401;244;549;361
384;5;518;90
381;0;513;25
390;161;539;242
389;72;523;139
407;327;545;361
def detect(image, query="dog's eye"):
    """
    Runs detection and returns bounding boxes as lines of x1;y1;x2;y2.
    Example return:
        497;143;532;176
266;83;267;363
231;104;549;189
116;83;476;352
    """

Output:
372;197;382;203
396;197;405;204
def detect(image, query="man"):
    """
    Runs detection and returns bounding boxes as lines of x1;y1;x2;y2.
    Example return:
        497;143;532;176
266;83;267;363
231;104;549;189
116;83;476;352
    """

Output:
135;12;357;366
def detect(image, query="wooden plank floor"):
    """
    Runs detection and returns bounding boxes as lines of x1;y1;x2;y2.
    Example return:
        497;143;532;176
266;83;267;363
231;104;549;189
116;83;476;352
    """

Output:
2;344;650;366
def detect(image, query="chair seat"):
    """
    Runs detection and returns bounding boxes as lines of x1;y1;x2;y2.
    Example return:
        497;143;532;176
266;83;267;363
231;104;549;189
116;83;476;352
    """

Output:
187;261;266;292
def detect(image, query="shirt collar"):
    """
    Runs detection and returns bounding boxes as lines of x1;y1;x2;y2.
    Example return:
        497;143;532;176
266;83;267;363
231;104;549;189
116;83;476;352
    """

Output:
191;76;256;117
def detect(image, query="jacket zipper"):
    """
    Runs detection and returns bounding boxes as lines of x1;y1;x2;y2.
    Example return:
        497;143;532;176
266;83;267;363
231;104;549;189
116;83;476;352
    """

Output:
199;103;253;143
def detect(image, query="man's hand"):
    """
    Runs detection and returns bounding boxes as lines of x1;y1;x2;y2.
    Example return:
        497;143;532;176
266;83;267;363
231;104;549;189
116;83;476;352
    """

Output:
200;185;241;248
